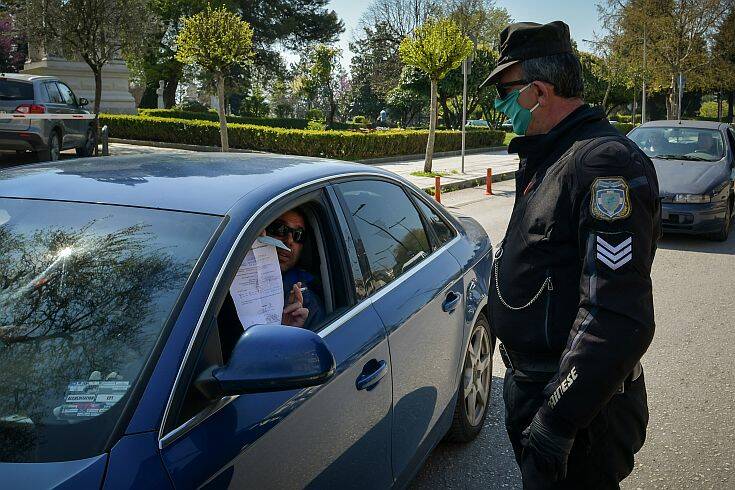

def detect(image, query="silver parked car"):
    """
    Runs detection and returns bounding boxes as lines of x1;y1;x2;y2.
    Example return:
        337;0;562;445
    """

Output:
0;73;96;161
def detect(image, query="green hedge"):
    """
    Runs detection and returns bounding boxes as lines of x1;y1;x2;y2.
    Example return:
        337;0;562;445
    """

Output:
612;122;637;134
137;109;364;131
101;114;506;160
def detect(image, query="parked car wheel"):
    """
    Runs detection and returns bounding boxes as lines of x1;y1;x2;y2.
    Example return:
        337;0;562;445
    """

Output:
445;312;493;442
76;126;97;157
37;131;61;162
709;199;732;242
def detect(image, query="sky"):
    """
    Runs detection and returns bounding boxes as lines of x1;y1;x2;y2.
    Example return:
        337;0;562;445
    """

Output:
327;0;603;68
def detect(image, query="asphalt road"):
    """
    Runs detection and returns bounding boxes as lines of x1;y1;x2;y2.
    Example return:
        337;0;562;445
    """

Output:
411;182;735;489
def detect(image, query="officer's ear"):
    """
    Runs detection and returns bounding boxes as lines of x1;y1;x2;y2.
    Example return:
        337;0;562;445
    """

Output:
532;81;555;107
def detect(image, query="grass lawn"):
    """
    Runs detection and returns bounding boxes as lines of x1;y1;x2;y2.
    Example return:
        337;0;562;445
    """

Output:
410;169;460;178
503;132;517;145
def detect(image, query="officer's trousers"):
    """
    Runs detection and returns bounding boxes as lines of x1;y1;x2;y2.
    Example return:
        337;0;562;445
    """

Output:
503;368;649;490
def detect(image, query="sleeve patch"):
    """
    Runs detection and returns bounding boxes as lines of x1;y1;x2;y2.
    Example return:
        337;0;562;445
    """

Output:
596;235;632;270
590;177;631;221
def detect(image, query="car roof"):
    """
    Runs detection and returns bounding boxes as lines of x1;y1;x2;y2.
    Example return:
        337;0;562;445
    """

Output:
0;152;396;215
638;119;729;130
0;73;56;82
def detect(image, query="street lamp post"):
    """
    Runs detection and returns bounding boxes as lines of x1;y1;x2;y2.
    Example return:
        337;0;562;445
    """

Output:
642;24;647;124
461;57;469;174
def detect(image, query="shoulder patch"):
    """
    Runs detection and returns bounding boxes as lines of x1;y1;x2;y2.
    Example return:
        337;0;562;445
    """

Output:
590;177;631;221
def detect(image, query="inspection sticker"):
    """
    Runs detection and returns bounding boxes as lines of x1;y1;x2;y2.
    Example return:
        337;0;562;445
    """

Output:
59;378;130;418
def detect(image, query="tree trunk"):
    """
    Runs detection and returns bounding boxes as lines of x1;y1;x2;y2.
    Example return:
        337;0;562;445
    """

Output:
327;89;336;128
217;72;229;152
666;75;676;120
728;91;734;123
602;80;611;114
424;79;437;174
93;67;102;157
163;67;181;109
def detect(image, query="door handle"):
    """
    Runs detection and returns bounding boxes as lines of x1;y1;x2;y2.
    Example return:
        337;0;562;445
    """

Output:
356;360;388;391
442;291;462;313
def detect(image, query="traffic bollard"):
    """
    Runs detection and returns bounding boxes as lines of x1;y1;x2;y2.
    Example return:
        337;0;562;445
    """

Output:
101;125;110;156
486;168;493;195
435;176;441;203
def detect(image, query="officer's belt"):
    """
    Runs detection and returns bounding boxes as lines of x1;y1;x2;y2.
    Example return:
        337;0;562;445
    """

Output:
499;343;644;391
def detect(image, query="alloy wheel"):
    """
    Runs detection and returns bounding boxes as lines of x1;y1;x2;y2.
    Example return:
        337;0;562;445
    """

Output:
462;322;492;426
49;133;61;161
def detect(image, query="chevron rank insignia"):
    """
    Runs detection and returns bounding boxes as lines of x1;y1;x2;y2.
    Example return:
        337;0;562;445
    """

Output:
591;177;631;221
596;235;632;270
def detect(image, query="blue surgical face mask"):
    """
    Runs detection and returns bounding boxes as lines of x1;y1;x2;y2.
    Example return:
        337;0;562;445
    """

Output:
494;83;540;136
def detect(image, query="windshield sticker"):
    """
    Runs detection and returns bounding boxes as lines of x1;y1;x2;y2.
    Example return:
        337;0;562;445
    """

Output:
58;376;130;419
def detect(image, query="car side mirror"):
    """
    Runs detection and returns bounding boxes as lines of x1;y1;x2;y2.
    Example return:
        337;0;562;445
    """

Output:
78;97;89;107
195;324;336;400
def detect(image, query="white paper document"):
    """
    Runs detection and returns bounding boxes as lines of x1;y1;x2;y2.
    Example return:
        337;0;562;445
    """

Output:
230;240;284;327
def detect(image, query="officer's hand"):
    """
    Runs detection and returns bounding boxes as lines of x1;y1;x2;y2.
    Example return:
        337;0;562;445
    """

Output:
520;412;575;483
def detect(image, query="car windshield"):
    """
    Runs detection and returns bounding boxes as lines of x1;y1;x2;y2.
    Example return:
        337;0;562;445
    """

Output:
628;127;725;162
0;80;33;101
0;199;221;463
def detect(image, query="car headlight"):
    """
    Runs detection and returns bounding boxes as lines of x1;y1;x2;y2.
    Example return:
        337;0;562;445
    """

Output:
673;194;711;203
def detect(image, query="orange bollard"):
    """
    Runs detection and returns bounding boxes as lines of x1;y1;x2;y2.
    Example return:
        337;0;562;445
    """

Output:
434;175;441;203
485;168;493;195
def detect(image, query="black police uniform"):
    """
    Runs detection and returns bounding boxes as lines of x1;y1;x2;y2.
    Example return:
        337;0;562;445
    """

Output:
489;104;661;488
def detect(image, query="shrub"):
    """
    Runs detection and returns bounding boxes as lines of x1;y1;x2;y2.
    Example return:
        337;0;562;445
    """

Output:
307;120;326;130
174;99;210;112
306;108;324;121
137;109;309;129
352;115;367;124
611;122;637;134
100;114;506;160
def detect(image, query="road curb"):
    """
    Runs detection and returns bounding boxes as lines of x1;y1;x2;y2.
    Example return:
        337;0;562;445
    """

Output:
421;169;517;194
357;146;509;165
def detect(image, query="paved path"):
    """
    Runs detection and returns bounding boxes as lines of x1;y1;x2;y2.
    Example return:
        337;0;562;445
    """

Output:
374;149;519;190
411;184;735;489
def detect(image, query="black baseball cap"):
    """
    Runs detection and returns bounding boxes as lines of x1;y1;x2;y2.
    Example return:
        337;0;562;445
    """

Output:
479;21;573;89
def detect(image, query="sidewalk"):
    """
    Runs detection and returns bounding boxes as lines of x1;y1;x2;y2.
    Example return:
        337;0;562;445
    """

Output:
372;149;519;191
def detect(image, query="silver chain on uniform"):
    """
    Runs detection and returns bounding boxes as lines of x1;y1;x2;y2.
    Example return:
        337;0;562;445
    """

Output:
493;247;553;311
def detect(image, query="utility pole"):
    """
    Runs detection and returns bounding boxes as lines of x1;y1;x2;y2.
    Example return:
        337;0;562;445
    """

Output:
642;24;647;123
678;72;684;121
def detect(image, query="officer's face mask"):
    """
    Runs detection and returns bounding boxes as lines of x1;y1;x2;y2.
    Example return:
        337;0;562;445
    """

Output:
494;83;540;136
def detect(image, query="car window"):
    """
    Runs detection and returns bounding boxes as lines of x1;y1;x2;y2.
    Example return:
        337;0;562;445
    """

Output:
0;79;33;101
172;198;353;427
727;128;735;154
44;82;64;104
56;82;77;106
628;127;725;161
0;198;221;463
413;195;456;249
336;180;431;293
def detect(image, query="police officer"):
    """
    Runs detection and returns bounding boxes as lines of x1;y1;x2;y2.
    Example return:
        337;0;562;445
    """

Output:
481;21;661;488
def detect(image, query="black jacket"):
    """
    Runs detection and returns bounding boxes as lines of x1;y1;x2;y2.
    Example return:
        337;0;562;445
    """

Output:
489;105;661;437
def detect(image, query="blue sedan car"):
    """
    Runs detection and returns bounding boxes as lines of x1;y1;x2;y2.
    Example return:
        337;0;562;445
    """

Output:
0;153;494;489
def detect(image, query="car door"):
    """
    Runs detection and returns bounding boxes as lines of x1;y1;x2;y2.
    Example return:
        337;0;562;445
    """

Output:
42;81;77;148
158;188;393;489
332;178;466;482
56;82;86;145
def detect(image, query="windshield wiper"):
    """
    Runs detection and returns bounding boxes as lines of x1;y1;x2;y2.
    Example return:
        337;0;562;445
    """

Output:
653;154;714;161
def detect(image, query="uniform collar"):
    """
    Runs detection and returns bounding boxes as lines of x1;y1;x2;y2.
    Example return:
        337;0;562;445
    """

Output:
508;104;606;160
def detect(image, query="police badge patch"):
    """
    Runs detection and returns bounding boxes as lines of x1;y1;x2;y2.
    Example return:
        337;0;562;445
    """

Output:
590;177;631;221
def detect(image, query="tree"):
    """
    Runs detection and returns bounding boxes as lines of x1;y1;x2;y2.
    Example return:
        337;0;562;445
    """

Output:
176;5;254;151
305;45;342;126
0;11;26;73
600;0;733;119
712;7;735;122
399;17;473;172
17;0;158;116
386;84;428;127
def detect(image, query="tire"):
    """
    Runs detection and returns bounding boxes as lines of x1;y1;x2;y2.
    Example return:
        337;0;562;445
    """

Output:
445;312;494;443
36;130;61;162
709;199;732;242
76;126;97;157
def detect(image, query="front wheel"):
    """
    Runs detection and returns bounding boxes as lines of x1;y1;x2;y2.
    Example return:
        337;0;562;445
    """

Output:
76;126;97;157
36;131;61;162
445;313;494;442
709;200;732;242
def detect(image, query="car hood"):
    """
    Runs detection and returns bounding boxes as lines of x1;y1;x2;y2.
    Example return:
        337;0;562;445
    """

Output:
0;454;107;489
652;158;730;196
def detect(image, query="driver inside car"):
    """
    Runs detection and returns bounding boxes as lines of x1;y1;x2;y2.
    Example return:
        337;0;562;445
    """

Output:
265;209;325;331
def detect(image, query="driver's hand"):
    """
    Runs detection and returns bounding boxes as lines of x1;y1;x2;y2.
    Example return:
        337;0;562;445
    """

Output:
282;282;309;327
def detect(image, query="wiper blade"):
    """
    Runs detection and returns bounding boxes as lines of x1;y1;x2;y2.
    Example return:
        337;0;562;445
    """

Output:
653;154;713;161
652;154;680;160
